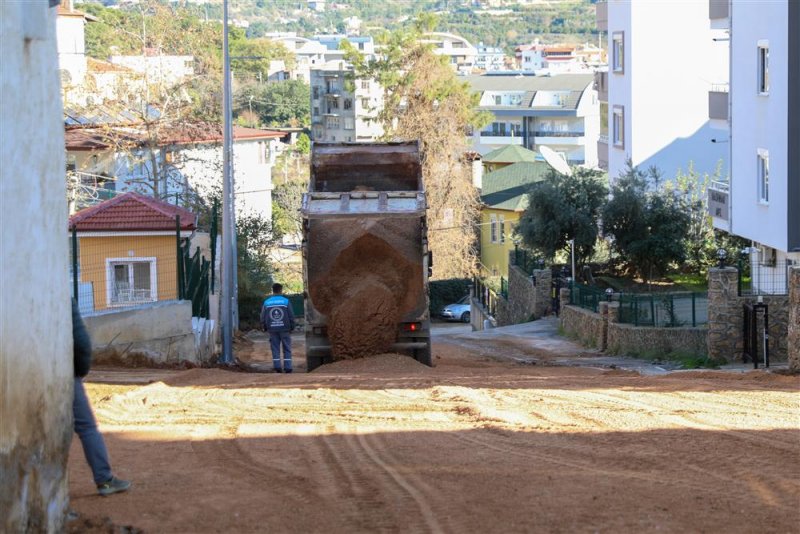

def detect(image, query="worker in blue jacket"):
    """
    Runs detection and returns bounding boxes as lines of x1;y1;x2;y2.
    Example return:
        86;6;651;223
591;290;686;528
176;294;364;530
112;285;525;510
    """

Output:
260;283;296;373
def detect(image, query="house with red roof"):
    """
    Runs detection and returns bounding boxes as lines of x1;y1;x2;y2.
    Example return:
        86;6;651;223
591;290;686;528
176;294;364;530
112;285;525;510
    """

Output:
69;192;197;313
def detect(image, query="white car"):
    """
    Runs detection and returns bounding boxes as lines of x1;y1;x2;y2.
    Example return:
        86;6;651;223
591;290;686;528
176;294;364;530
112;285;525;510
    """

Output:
440;296;471;323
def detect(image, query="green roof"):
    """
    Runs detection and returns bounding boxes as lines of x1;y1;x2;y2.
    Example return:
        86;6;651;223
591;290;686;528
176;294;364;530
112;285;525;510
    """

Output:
480;161;550;211
481;144;538;164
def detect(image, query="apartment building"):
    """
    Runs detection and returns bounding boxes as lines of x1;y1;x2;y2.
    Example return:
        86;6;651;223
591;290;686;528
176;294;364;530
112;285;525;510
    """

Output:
465;73;599;168
708;0;799;291
421;32;478;74
476;42;507;72
309;61;383;143
596;0;728;181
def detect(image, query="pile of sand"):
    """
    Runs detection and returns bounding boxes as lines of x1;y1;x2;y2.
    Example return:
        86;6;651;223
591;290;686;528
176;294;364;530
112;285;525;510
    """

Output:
310;233;423;360
311;353;431;374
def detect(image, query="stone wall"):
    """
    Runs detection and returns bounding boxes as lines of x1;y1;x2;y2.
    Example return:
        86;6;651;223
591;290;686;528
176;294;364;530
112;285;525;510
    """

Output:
789;267;799;371
85;300;204;364
491;265;552;327
560;304;606;349
1;4;73;532
561;299;708;357
707;268;790;362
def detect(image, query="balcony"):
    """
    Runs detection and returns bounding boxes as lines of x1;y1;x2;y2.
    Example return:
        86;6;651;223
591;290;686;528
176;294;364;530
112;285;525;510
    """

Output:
596;1;608;32
479;134;523;146
533;131;585;146
709;86;729;121
594;71;608;102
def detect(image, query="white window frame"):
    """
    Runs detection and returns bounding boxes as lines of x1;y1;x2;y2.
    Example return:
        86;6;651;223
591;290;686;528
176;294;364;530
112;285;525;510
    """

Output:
105;257;158;307
757;148;769;204
757;40;769;95
612;105;625;149
344;116;355;130
612;32;624;73
499;215;505;244
490;214;498;243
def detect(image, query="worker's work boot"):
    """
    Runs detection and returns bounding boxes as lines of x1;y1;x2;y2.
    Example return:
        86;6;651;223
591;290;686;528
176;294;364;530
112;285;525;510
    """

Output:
97;476;131;496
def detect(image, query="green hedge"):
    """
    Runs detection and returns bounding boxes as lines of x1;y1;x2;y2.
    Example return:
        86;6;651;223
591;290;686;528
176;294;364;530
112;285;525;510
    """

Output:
429;278;472;316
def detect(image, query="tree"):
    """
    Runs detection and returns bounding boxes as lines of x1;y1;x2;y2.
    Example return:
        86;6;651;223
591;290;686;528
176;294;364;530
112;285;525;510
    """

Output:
234;80;310;128
602;163;692;282
344;16;491;279
515;167;607;266
295;133;311;155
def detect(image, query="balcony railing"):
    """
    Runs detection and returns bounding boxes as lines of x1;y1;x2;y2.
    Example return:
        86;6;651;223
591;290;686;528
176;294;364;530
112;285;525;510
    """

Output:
479;131;523;138
709;89;729;121
533;131;584;137
596;1;608;31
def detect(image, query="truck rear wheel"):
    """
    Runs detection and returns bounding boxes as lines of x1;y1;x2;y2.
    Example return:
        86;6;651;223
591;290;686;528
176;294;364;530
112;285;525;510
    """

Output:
414;339;432;367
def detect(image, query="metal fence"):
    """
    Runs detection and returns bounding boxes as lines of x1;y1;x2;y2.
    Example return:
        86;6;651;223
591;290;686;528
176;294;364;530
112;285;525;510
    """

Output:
569;283;606;313
69;219;212;318
500;276;508;299
512;246;544;275
617;291;708;327
738;259;794;296
474;277;500;317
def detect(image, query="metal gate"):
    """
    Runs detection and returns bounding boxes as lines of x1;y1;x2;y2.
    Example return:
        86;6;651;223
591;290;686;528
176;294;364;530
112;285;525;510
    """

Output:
743;302;769;368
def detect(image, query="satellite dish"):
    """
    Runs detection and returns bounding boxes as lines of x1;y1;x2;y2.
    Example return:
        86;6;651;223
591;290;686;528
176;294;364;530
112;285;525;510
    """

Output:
540;146;572;176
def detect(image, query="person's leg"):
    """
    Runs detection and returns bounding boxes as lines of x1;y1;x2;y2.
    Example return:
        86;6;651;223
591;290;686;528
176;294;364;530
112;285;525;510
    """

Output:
73;377;112;485
281;331;292;372
269;332;282;372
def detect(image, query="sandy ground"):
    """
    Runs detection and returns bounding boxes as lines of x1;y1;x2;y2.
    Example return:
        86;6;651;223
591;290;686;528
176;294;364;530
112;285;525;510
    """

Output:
68;325;800;533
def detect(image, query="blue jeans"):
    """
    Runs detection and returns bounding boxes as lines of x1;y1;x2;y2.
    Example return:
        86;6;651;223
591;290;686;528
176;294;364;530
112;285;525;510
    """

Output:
269;331;292;371
74;377;112;485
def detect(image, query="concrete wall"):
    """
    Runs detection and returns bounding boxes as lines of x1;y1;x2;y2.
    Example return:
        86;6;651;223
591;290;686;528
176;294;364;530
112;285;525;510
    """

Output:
789;267;799;371
85;300;200;364
1;3;73;532
707;268;790;362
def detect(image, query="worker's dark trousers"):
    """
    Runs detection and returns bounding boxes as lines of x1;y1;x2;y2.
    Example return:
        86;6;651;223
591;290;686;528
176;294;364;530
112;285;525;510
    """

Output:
269;331;292;372
74;377;112;485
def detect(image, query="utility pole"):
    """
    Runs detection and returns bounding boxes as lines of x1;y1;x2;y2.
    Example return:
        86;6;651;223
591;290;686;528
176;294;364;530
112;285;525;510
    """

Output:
221;0;236;364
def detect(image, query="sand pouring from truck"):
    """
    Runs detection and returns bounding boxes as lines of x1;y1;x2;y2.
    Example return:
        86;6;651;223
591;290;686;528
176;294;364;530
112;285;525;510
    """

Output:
301;142;432;372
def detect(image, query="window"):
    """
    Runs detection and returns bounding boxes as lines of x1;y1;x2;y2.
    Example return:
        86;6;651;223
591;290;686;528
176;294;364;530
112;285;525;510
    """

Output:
361;80;369;90
499;215;505;244
361;97;370;108
757;148;769;203
490;214;498;243
312;86;320;99
326;116;340;129
313;106;319;116
106;258;157;306
344;117;355;130
343;98;352;110
612;105;625;148
494;95;502;105
330;98;339;110
612;32;624;73
757;41;769;95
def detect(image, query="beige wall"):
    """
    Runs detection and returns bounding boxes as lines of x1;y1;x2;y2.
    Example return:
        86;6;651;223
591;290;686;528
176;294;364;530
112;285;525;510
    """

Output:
79;235;179;311
1;3;73;532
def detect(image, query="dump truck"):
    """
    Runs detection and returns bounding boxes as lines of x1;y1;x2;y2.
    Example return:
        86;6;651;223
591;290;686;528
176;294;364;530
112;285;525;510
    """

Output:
301;142;432;372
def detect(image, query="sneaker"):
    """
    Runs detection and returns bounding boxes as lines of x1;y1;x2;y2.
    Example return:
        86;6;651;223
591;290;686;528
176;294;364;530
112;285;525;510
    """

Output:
273;368;283;374
97;476;131;496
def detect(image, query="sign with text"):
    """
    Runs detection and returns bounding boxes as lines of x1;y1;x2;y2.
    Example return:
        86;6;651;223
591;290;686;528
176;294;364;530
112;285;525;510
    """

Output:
708;187;729;221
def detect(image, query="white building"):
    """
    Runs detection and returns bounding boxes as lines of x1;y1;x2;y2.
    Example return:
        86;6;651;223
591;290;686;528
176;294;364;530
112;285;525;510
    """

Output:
2;1;73;530
597;0;728;182
421;32;478;74
708;0;799;291
56;2;95;91
466;74;600;168
109;52;195;88
309;61;384;143
270;35;328;83
476;42;507;72
64;123;283;221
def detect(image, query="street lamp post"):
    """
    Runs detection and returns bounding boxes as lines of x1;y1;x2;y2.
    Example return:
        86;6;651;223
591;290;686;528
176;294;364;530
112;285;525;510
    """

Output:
220;0;236;364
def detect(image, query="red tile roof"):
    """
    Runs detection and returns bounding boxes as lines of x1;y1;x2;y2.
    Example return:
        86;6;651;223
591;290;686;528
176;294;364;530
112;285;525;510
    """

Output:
69;192;197;232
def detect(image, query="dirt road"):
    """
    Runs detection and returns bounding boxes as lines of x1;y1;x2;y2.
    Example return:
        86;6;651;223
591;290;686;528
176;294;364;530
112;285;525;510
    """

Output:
68;327;800;533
